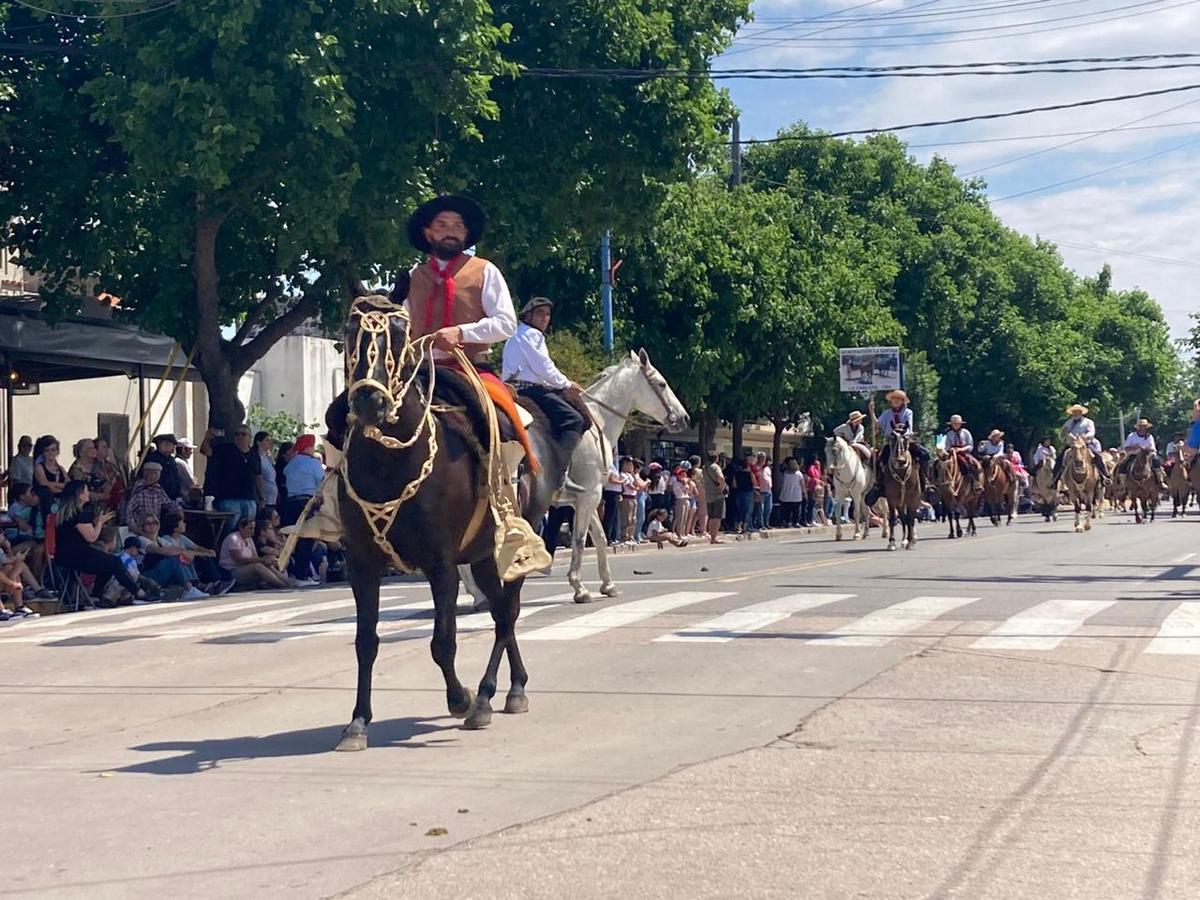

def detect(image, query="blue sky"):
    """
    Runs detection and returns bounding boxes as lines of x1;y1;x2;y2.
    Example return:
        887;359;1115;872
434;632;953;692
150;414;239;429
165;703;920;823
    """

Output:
716;0;1200;340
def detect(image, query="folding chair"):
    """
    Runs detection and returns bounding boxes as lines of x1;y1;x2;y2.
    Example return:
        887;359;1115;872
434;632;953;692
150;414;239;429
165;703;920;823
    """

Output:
43;513;90;612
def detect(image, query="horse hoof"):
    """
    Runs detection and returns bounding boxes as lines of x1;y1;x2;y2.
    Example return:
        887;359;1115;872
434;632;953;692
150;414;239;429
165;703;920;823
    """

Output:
463;698;493;730
574;591;593;604
835;533;844;542
448;688;475;719
600;584;619;598
503;693;530;715
335;720;368;752
887;544;897;551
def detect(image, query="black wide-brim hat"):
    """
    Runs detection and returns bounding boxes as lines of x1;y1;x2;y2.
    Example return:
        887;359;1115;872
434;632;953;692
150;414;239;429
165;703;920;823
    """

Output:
407;195;486;254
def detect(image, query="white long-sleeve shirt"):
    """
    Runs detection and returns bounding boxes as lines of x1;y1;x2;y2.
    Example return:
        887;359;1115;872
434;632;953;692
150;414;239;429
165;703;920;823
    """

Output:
980;439;1005;456
1062;416;1101;453
1032;445;1056;467
1123;431;1157;453
501;323;571;389
945;427;974;449
405;257;517;353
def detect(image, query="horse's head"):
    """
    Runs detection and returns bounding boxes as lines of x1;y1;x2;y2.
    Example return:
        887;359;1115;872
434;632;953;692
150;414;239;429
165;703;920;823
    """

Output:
1131;446;1152;477
1069;436;1089;476
626;349;689;432
345;295;413;429
825;435;843;468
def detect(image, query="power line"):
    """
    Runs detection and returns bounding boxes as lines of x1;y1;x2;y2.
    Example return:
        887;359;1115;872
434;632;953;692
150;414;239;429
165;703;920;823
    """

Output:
907;119;1200;148
1051;240;1200;270
525;62;1200;81
722;0;938;60
748;0;1100;26
991;132;1200;201
733;83;1200;144
8;0;178;20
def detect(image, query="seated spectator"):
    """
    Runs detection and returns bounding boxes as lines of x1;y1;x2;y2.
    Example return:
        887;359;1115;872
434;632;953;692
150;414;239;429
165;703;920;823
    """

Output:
7;435;33;490
0;544;38;619
6;482;46;578
646;508;689;548
219;516;291;590
69;438;111;507
142;434;182;502
53;480;146;607
254;507;282;567
94;438;127;513
158;511;232;595
125;462;182;535
0;534;52;600
102;537;164;606
135;515;211;601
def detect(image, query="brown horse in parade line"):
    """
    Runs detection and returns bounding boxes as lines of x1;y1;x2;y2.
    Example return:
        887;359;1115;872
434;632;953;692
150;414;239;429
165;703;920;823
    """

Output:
935;450;978;539
1124;447;1159;524
881;426;922;550
981;454;1017;527
1061;436;1098;532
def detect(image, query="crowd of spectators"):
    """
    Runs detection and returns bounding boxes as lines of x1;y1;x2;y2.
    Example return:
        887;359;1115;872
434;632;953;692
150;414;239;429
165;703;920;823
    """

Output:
0;426;341;621
588;449;842;553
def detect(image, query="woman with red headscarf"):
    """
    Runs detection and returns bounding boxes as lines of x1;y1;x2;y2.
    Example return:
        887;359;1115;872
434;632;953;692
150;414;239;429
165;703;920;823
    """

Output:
280;434;324;585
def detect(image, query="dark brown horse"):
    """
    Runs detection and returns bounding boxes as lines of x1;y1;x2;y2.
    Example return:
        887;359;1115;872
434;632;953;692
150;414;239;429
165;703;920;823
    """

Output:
936;450;978;539
882;426;921;550
981;454;1015;527
1124;447;1159;524
330;296;571;750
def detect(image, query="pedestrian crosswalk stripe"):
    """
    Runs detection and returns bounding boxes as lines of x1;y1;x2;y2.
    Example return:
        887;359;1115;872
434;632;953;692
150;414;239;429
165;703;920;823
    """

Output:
152;597;434;641
970;599;1116;650
1145;601;1200;655
521;591;734;642
654;593;855;644
806;595;980;647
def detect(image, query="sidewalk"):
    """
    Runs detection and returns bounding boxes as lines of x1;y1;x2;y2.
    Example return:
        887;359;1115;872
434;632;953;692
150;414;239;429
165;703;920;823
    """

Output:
348;633;1200;899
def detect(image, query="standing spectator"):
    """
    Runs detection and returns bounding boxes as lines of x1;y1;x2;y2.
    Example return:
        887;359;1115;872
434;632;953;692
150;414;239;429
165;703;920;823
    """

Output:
731;456;756;535
53;480;146;606
175;438;197;498
7;435;33;490
670;464;691;537
274;441;295;503
633;461;650;542
778;458;805;527
142;434;182;502
219;516;291;590
94;438;127;513
811;462;829;525
702;451;727;544
722;453;738;531
201;425;261;533
281;434;324;584
69;438;111;507
803;457;822;526
756;452;774;530
690;463;707;539
645;462;667;520
619;458;638;544
747;452;763;533
32;435;67;530
602;461;624;546
125;462;183;535
255;432;278;508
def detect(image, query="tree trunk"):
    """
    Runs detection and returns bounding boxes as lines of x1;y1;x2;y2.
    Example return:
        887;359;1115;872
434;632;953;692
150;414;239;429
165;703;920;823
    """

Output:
731;411;744;460
697;409;717;453
770;414;784;468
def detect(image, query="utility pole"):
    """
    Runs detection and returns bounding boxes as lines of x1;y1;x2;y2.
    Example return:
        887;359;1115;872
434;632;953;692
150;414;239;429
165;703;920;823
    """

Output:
729;116;742;188
600;230;613;355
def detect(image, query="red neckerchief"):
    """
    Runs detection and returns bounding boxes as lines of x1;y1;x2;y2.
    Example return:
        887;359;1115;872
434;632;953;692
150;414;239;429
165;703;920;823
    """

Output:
424;254;466;332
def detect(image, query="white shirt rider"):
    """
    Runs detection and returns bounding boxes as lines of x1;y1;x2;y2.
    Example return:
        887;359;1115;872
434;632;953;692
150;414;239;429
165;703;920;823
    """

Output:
501;322;571;390
1032;444;1056;467
945;427;974;450
1062;415;1101;453
980;439;1005;456
877;406;914;434
1123;431;1157;454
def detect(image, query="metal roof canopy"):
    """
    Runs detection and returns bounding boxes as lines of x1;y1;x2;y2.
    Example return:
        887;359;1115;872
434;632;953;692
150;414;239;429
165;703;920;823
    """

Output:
0;304;202;384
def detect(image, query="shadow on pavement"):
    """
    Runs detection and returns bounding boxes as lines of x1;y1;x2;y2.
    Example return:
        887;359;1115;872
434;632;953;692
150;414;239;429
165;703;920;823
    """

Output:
109;716;456;775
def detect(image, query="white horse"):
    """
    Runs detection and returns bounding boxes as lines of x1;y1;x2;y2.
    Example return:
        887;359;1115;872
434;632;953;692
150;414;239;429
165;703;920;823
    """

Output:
463;349;688;608
557;349;688;603
825;435;873;541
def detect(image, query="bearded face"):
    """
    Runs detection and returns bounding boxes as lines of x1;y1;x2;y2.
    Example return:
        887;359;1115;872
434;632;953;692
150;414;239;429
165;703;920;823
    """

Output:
425;212;468;260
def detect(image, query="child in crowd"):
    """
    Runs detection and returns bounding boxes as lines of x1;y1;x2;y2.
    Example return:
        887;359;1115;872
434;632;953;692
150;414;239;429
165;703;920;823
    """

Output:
0;543;38;619
104;536;164;606
646;508;689;548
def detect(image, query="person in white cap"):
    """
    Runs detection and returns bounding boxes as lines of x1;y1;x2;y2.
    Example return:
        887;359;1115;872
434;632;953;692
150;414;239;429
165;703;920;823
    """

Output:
1054;403;1109;483
833;410;872;462
174;437;197;495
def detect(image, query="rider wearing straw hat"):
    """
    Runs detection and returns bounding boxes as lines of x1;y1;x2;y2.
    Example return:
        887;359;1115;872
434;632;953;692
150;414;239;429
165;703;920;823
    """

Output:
979;429;1006;457
1119;417;1165;488
871;389;931;494
1053;403;1110;484
944;414;982;492
833;410;872;463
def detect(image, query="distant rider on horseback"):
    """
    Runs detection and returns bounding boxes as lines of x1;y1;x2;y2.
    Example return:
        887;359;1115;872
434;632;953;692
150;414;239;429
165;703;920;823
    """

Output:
1053;403;1110;485
833;410;872;462
1119;418;1165;489
502;297;589;488
944;414;981;493
1165;432;1185;472
1031;437;1056;475
873;389;931;493
978;429;1006;457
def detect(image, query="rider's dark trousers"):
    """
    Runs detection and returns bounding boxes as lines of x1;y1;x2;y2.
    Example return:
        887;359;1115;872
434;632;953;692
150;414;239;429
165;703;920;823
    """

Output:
515;384;586;436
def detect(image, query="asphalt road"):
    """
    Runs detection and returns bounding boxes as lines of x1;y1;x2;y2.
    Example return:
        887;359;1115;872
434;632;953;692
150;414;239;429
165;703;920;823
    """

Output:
5;508;1200;899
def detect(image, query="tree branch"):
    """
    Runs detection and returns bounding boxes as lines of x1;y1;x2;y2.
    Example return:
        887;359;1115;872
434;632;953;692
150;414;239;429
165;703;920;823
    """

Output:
231;279;284;347
230;276;327;375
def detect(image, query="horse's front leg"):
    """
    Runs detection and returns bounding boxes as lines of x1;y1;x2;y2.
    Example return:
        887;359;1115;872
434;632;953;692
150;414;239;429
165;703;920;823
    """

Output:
336;559;386;751
427;562;473;720
590;510;618;597
463;558;512;730
887;506;899;551
834;486;845;541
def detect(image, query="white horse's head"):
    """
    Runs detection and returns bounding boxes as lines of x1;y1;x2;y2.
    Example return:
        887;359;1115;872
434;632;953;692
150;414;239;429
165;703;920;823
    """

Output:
597;349;689;432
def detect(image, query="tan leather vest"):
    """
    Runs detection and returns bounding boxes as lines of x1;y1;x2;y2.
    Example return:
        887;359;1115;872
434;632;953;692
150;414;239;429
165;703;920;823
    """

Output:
408;255;490;362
